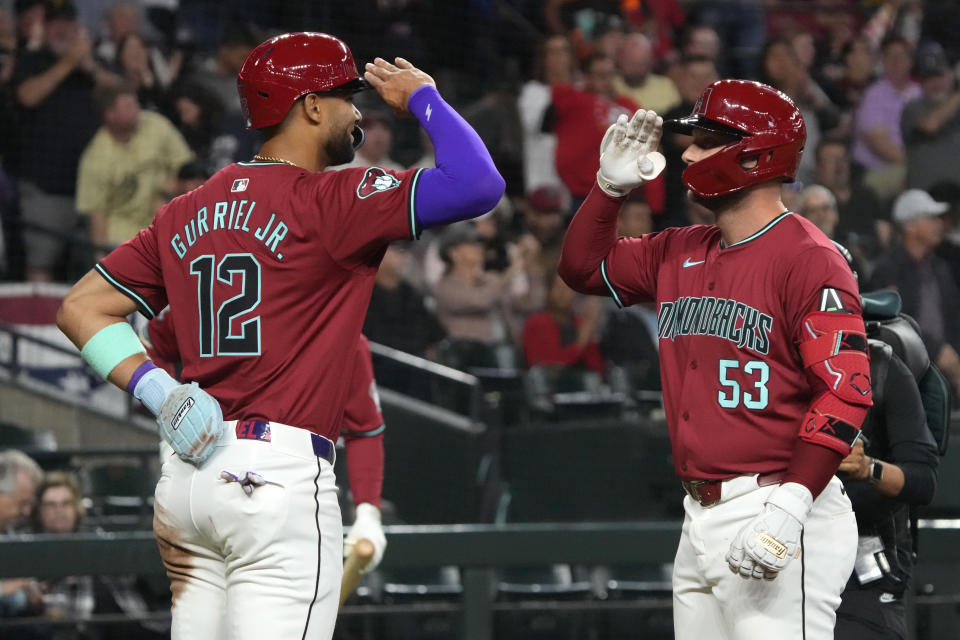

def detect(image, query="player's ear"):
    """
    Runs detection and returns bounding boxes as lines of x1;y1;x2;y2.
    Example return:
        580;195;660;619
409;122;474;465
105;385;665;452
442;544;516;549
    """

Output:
301;93;325;126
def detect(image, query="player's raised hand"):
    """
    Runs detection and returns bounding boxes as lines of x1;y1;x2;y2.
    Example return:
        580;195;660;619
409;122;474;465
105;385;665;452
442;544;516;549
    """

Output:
597;109;666;197
726;483;812;580
364;57;436;116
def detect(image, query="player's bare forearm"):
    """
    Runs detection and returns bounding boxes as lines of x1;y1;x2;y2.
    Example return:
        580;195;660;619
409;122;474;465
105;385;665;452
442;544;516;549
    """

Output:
57;269;148;389
558;184;623;295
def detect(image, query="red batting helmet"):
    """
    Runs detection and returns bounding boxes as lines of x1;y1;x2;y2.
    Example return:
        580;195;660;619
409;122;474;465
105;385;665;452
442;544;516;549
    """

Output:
664;79;806;198
237;32;367;130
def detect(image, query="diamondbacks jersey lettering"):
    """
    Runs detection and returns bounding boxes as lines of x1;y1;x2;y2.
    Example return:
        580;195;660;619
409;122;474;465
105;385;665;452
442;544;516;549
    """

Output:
602;213;861;479
99;162;422;440
657;296;773;354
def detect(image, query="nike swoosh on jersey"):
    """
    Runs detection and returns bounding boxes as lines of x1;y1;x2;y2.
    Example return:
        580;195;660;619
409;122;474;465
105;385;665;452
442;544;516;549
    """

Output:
682;258;706;268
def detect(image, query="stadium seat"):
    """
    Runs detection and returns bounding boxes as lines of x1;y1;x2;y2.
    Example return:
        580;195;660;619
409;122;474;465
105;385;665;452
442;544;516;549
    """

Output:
594;564;674;640
524;365;625;421
495;564;593;640
0;421;56;450
371;567;462;640
84;463;158;527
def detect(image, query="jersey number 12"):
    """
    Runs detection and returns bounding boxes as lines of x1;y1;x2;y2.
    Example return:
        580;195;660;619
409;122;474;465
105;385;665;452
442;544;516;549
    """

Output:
189;253;261;357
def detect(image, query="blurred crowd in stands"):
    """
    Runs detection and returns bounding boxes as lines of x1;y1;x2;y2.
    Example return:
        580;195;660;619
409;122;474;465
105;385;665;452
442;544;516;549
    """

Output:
0;0;958;404
0;448;166;637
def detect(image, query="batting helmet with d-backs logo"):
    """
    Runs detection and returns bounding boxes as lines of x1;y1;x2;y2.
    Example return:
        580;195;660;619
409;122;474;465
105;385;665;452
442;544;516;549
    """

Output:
237;32;367;130
664;79;806;198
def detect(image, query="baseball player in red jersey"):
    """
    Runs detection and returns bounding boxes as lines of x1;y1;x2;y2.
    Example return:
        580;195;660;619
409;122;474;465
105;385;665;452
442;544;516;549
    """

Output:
143;311;388;569
559;80;873;639
56;32;503;640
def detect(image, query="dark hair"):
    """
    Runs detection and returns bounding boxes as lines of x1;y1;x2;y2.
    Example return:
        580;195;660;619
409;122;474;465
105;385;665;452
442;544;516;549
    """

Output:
31;471;85;532
880;34;912;54
92;82;138;116
581;52;612;74
177;160;210;182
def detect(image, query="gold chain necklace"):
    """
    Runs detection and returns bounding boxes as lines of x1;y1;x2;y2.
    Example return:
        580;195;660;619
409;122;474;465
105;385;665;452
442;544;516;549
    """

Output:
252;154;298;166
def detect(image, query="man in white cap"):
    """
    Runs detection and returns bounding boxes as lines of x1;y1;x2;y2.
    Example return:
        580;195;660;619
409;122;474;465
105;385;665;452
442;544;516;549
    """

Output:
869;189;960;396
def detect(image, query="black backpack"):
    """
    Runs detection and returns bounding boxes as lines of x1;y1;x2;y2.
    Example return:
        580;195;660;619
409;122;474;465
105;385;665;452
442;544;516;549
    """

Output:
861;290;952;456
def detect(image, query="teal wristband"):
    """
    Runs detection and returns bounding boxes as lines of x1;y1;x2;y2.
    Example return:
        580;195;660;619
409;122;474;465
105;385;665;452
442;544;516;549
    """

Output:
80;322;146;380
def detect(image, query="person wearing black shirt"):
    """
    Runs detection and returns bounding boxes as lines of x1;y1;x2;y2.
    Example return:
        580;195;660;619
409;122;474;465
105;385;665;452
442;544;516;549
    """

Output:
834;336;939;639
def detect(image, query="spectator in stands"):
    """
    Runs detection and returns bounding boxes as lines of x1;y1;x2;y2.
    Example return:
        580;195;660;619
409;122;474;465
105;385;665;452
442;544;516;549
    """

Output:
661;55;718;226
12;0;45;54
332;111;404;172
434;223;536;359
690;0;765;78
823;35;876;113
169;81;237;173
13;0;117;282
28;470;168;637
798;185;840;239
852;35;920;203
814;138;887;258
518;34;573;194
97;2;181;98
617;198;653;239
364;243;446;358
869;189;960;397
599;200;660;389
759;37;840;185
30;471;96;623
151;160;209;215
184;22;258;162
0;449;43;618
76;82;191;250
0;449;41;532
679;23;722;68
622;0;685;62
523;271;604;375
901;42;960;192
551;52;639;209
112;33;165;109
522;184;566;274
929;181;960;284
613;32;681;115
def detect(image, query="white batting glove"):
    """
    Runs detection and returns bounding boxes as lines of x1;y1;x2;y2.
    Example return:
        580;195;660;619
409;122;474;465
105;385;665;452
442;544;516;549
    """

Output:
596;108;666;198
726;483;813;581
135;368;224;466
344;503;387;574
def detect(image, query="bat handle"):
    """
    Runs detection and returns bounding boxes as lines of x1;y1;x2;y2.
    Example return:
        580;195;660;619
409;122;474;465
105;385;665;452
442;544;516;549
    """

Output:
339;538;377;608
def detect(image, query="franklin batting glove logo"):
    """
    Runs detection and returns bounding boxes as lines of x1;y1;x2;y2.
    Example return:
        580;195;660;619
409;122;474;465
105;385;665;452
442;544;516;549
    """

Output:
756;531;787;559
171;397;195;431
356;167;401;199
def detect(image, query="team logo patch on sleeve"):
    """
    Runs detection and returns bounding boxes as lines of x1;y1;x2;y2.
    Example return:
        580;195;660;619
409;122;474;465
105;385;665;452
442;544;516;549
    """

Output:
231;178;249;192
356;167;402;199
819;287;846;312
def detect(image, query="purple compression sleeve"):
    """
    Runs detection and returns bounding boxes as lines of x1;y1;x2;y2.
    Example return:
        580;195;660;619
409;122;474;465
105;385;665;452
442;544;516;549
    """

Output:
408;86;505;234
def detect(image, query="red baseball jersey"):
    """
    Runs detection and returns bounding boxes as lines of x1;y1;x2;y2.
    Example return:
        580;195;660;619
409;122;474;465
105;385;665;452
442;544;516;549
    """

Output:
99;161;422;440
601;212;860;480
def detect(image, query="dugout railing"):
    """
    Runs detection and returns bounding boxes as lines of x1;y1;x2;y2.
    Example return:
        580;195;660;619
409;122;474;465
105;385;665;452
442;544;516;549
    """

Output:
2;522;960;640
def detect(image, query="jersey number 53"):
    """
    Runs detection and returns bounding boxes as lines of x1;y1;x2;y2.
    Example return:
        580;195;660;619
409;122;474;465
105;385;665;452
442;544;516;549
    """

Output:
717;359;770;410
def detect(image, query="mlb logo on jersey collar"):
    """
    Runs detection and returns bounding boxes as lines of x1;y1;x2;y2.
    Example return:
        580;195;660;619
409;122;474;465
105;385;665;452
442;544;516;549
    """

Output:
232;179;250;193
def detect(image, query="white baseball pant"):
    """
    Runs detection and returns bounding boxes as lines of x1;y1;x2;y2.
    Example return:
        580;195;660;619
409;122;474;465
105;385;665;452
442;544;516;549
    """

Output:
673;474;857;640
153;420;343;640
